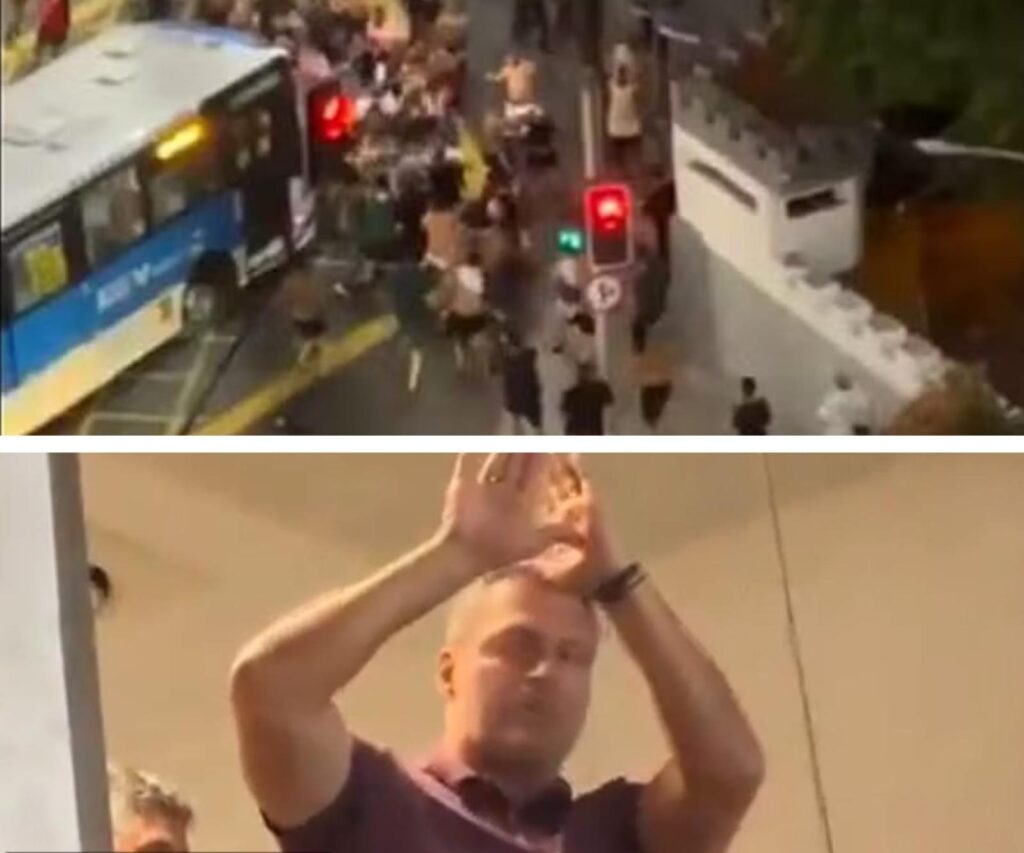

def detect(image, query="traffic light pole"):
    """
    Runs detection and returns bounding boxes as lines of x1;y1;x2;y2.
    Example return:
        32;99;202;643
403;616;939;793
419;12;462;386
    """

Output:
580;67;611;378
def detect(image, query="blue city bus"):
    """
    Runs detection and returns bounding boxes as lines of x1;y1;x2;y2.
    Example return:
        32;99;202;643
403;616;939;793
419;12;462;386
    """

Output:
1;22;317;434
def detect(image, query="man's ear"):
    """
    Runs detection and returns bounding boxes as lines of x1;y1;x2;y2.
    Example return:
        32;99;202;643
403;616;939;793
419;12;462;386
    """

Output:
437;647;456;699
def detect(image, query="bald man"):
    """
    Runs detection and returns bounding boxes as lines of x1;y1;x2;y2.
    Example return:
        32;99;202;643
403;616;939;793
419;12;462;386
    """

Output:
230;454;764;853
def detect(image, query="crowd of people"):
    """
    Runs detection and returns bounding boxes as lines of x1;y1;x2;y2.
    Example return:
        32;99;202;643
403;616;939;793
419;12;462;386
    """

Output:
239;0;666;435
5;0;679;435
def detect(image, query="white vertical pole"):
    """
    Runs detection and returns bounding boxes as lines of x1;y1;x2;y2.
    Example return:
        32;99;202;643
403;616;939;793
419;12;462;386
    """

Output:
0;454;112;853
580;73;611;382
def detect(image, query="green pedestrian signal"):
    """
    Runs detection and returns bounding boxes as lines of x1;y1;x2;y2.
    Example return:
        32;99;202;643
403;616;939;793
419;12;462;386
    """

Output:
557;227;585;255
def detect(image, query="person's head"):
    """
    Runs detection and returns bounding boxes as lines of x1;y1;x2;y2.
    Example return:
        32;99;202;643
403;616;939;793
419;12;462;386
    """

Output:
834;372;853;392
438;568;600;782
507;50;521;67
571;312;596;336
466;248;482;268
108;765;193;853
614;64;629;86
741;376;757;399
375;173;390;194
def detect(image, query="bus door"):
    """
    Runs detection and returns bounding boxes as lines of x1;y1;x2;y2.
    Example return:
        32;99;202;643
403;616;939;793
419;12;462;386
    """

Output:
218;65;304;279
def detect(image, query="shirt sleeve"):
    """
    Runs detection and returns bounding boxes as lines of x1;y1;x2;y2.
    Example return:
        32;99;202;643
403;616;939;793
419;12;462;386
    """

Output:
260;738;405;853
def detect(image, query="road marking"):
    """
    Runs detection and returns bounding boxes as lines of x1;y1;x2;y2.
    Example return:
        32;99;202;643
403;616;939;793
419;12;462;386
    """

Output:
193;315;398;435
87;411;172;424
118;369;191;382
165;332;229;435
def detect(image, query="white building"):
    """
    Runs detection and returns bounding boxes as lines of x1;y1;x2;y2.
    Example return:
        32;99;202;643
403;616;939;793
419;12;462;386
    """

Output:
668;71;948;432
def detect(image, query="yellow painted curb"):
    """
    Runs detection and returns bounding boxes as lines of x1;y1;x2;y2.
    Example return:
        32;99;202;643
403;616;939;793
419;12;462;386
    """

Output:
193;314;398;435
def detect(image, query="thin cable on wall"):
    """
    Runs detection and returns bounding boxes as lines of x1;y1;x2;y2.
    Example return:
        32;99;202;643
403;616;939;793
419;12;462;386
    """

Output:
761;456;837;853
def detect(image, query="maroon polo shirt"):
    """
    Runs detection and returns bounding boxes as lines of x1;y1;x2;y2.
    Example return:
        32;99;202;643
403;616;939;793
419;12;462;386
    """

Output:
262;737;643;853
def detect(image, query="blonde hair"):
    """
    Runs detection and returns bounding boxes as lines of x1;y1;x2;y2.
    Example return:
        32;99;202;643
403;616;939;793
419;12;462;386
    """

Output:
444;566;600;647
108;764;194;835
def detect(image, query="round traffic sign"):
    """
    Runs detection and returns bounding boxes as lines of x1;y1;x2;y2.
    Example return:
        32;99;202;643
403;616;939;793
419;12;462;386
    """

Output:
585;275;623;313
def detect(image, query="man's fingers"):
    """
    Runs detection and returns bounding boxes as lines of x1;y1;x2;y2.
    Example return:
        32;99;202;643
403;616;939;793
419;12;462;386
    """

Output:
479;453;512;485
451;453;468;484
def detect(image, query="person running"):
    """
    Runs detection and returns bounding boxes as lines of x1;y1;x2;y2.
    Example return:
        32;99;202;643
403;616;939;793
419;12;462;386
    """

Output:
385;253;439;393
281;254;329;371
498;327;543;434
355;174;399;284
422;197;463;274
732;376;773;436
442;250;491;372
487;51;538;118
562;362;614;435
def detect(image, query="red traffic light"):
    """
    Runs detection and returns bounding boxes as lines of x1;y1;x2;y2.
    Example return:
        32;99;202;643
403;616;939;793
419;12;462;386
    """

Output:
584;183;633;269
311;89;355;143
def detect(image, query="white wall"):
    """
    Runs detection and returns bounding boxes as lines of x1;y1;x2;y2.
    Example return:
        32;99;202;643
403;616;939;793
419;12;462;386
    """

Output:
771;177;862;275
672;123;773;278
671;218;914;432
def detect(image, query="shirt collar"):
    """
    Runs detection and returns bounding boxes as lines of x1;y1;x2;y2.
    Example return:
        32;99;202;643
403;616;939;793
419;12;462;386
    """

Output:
421;744;575;837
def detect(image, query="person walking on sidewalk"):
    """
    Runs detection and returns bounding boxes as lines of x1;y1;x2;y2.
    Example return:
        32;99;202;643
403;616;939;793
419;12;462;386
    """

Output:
817;372;874;435
562;362;614;435
634;343;674;433
631;243;669;354
230;453;765;853
732;376;773;436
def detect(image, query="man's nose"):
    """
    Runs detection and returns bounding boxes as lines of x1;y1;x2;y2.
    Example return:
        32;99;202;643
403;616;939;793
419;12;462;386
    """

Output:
525;651;556;679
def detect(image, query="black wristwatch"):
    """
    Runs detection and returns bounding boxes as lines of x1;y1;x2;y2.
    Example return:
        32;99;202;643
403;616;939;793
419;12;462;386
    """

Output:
589;563;646;605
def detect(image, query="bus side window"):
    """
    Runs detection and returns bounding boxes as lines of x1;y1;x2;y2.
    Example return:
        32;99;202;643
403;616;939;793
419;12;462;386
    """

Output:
6;219;73;314
148;136;223;226
80;165;147;267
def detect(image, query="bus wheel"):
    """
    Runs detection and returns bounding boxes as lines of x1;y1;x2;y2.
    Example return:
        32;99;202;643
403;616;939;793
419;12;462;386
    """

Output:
183;255;235;334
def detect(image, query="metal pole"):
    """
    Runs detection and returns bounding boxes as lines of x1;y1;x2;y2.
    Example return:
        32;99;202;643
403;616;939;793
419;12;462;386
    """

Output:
579;70;612;380
0;454;112;852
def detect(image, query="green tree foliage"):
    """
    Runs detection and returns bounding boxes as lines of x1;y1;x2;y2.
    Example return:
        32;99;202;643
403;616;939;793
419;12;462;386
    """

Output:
781;0;1024;149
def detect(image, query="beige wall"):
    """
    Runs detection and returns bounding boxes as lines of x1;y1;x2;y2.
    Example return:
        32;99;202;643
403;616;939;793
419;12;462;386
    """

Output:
79;455;1024;852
